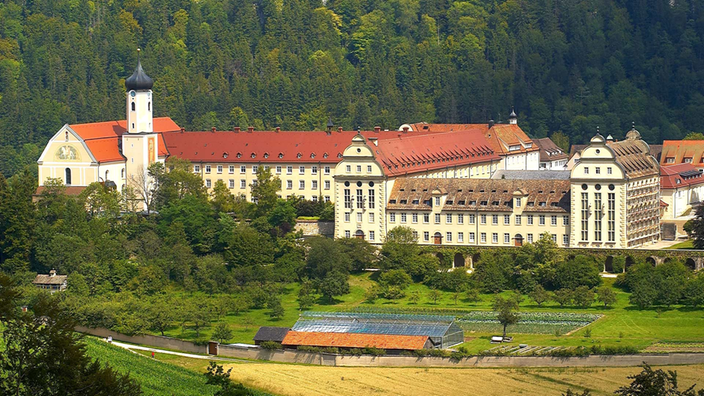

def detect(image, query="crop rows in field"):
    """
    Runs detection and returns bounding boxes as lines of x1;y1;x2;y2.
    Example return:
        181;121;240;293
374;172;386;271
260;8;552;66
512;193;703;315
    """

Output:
457;312;601;334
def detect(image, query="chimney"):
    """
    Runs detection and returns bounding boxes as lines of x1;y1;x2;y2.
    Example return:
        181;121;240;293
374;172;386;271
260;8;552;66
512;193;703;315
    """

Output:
211;127;216;133
374;126;381;133
247;126;254;133
338;127;343;133
275;127;280;133
402;126;409;133
180;127;185;133
234;127;240;133
50;269;56;277
488;119;495;128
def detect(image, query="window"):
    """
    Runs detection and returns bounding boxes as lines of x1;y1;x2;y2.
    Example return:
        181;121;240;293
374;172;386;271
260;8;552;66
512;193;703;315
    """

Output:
312;196;318;202
584;167;589;174
131;102;135;111
446;214;452;224
515;198;522;207
527;215;533;225
194;165;200;173
356;165;362;172
217;165;223;174
527;234;533;243
412;213;418;223
594;192;602;241
595;167;601;175
458;214;464;224
357;189;364;209
345;230;351;238
369;231;375;241
229;165;235;174
492;233;498;243
469;232;475;243
240;180;246;189
607;167;612;175
368;189;375;209
480;214;487;224
240;165;246;173
229;179;235;189
357;212;362;222
299;166;305;175
121;168;125;179
205;165;212;174
551;215;557;226
423;213;430;223
251;180;258;187
492;215;498;225
435;214;441;224
205;179;211;188
608;193;615;242
458;232;464;243
324;196;330;202
311;166;318;175
287;166;293;175
324;166;331;175
504;215;510;225
424;232;430;241
390;213;396;222
367;165;372;173
504;233;510;244
287;180;293;189
344;212;350;222
295;180;303;190
469;214;475;224
64;168;72;185
480;233;487;243
552;234;557;243
369;213;375;222
539;215;545;225
446;232;452;242
581;192;589;241
401;213;407;223
276;166;281;174
252;165;258;174
435;197;441;206
515;215;522;225
344;189;351;208
311;180;318;189
563;216;569;226
324;181;330;190
563;235;569;246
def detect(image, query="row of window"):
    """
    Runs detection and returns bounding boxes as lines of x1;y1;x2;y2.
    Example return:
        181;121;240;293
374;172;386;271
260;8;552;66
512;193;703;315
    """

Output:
387;212;569;226
346;165;374;173
344;212;375;223
343;230;376;240
195;164;332;176
420;232;568;245
204;179;331;191
583;166;613;175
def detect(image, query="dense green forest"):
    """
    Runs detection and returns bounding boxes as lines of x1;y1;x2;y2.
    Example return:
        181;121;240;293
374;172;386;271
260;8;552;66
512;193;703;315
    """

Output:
1;0;704;176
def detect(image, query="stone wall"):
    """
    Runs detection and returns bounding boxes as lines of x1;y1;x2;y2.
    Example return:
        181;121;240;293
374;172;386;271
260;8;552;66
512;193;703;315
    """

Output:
294;220;334;238
75;326;208;355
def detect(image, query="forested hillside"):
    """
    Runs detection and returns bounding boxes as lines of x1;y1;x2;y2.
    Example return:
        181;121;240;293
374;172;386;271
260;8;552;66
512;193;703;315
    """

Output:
2;0;704;176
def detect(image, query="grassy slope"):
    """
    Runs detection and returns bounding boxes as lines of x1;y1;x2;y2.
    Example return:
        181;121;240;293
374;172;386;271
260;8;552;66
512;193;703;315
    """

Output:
83;336;221;396
161;275;704;354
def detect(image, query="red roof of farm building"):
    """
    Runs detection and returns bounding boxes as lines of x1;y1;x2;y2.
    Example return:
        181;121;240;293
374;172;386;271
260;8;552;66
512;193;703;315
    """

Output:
69;117;179;163
281;331;429;350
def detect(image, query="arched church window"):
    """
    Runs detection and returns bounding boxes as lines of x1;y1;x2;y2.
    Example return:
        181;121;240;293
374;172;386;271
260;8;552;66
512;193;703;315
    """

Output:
65;131;69;141
131;102;135;111
148;102;151;111
105;170;109;181
65;168;72;185
121;169;125;179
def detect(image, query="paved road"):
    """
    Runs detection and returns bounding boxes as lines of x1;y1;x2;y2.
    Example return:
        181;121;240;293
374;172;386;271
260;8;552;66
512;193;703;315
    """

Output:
109;340;250;362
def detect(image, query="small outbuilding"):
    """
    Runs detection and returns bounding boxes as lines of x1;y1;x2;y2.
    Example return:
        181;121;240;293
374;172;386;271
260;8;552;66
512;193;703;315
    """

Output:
32;270;67;293
253;326;290;345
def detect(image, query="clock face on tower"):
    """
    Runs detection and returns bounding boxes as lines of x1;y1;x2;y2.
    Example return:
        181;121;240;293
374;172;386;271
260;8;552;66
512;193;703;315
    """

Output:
130;91;136;97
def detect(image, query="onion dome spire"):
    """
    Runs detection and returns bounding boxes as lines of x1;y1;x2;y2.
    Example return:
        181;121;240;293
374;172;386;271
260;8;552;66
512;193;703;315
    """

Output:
125;49;154;91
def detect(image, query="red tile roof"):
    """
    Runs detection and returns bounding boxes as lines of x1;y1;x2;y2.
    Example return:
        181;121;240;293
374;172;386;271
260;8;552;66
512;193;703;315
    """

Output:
407;123;538;157
533;137;568;162
34;186;87;196
69;117;179;163
660;163;704;189
162;129;499;177
661;140;704;167
281;331;429;350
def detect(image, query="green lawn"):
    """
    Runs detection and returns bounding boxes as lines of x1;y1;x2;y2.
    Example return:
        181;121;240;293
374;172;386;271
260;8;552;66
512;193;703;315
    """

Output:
667;240;695;249
160;275;704;355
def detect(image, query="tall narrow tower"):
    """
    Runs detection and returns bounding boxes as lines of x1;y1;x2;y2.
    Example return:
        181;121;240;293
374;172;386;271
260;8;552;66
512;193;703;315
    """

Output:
122;49;158;199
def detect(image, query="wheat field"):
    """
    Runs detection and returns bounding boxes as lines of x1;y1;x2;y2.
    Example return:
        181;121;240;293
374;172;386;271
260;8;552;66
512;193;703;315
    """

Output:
225;363;704;396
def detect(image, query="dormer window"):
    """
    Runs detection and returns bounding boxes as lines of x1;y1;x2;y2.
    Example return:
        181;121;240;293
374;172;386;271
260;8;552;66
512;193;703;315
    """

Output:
509;145;521;151
515;198;521;207
685;157;693;163
434;197;440;206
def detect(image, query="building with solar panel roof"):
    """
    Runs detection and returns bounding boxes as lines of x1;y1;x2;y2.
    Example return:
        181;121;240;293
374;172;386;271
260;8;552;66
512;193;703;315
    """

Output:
287;312;464;349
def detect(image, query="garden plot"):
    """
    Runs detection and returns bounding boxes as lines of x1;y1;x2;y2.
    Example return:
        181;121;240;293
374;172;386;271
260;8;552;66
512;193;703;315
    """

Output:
487;344;568;356
457;312;601;335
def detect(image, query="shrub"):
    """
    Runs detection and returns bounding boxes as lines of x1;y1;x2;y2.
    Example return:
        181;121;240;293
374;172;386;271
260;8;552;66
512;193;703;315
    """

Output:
573;286;595;308
382;286;406;300
362;346;386;356
259;341;283;350
378;269;412;289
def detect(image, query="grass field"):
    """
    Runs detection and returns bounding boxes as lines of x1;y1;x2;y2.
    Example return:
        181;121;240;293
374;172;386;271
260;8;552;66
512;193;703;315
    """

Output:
667;240;695;249
160;275;704;355
222;362;704;396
